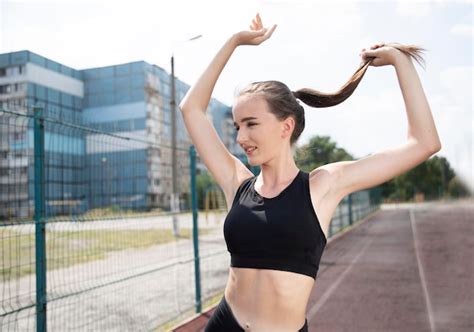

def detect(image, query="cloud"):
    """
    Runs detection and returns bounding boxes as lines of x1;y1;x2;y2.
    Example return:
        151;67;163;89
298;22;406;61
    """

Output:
396;1;433;18
394;0;470;18
208;1;365;104
439;65;473;110
300;85;408;159
450;24;474;37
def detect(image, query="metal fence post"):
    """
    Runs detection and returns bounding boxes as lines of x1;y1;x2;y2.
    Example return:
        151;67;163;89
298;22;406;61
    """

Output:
33;107;47;332
189;145;202;313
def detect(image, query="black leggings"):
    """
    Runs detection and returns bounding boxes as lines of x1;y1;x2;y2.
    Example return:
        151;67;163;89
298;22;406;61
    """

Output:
204;295;309;331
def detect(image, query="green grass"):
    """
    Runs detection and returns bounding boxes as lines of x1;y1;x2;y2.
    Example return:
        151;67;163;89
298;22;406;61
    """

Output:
1;227;211;281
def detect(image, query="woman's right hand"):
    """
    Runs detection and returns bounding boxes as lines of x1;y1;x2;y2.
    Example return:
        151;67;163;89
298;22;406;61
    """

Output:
233;13;277;46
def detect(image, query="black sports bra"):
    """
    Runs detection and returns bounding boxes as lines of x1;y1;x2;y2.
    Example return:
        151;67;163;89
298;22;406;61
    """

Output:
223;170;327;279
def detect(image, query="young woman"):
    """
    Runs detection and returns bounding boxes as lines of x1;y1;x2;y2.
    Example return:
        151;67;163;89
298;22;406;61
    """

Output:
180;13;441;332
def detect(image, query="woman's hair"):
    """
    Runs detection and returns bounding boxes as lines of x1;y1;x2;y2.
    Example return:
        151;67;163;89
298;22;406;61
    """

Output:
237;42;426;146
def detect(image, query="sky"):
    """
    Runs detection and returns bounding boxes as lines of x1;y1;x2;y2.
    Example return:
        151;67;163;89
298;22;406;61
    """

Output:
1;0;473;192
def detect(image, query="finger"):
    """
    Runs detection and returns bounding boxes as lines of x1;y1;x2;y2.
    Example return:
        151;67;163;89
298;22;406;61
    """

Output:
360;55;376;66
260;24;277;42
368;58;380;67
362;49;378;58
252;19;259;30
370;42;384;50
266;24;277;38
256;13;263;26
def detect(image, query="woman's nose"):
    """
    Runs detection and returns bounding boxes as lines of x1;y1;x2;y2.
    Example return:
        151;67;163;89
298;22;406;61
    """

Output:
236;130;247;144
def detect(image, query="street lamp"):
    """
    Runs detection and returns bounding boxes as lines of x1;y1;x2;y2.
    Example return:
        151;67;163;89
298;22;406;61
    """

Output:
170;34;202;237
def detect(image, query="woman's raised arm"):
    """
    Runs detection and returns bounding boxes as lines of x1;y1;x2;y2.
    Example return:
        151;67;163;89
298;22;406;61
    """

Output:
319;43;442;204
180;14;276;113
179;14;276;201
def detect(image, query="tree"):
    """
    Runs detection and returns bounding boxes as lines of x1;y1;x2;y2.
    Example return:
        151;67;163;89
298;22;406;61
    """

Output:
295;135;353;171
380;155;467;201
448;176;471;198
196;171;217;210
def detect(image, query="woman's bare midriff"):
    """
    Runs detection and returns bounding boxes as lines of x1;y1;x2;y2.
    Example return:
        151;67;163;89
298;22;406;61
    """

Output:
224;267;315;331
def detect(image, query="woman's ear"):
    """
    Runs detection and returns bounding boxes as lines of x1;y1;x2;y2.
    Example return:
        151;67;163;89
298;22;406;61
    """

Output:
281;117;295;139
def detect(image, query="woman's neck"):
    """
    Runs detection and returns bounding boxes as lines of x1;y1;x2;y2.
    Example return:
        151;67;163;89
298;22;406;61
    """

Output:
258;160;299;188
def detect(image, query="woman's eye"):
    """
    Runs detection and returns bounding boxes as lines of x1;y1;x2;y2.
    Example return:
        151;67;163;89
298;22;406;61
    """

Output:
235;123;257;131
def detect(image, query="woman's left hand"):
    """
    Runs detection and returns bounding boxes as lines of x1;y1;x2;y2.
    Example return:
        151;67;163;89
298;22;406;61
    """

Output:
359;42;401;67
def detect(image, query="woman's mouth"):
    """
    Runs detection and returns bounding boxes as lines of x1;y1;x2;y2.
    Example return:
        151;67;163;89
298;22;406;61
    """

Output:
245;147;257;155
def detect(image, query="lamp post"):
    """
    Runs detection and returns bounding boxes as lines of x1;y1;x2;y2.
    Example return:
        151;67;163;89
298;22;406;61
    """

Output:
170;34;202;237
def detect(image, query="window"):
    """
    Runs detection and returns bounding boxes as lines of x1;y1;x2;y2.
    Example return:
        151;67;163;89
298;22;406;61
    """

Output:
0;85;11;94
0;68;6;77
116;119;131;132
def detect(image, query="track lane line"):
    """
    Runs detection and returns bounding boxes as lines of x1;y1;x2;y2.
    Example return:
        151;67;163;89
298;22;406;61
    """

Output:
410;207;436;332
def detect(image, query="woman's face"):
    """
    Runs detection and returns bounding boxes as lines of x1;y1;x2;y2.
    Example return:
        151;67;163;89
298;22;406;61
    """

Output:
233;94;293;166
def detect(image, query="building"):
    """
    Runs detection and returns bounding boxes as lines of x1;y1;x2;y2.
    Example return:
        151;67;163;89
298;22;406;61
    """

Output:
0;50;238;218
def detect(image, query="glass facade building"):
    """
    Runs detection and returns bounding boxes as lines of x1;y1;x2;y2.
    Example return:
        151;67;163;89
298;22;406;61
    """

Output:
0;51;85;218
0;50;237;217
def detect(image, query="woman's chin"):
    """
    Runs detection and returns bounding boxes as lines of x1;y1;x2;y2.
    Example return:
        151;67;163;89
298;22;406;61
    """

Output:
247;157;261;167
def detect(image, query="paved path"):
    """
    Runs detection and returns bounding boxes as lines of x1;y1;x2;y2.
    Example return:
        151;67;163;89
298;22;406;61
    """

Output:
173;198;474;331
